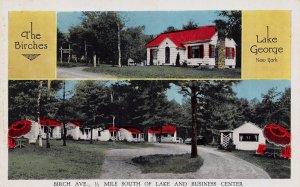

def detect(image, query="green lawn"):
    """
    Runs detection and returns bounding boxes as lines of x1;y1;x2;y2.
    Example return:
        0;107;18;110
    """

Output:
230;150;290;178
9;140;154;179
132;154;203;173
83;64;241;79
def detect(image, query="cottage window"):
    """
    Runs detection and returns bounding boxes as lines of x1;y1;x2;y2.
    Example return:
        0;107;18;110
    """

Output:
98;130;101;136
132;134;137;138
80;128;84;135
226;47;235;59
209;45;215;58
239;133;259;142
188;45;204;59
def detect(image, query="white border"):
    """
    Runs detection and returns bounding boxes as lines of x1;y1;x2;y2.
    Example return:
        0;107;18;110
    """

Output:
1;0;300;187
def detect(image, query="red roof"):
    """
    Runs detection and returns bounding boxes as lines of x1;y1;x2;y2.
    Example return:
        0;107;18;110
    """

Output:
148;125;176;134
69;121;83;127
146;25;216;48
125;128;142;134
106;124;120;132
40;118;61;127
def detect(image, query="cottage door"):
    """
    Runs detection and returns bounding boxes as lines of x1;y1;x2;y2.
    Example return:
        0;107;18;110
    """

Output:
165;47;170;64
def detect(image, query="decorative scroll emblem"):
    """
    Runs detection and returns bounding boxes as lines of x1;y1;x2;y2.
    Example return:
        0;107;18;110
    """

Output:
22;54;41;61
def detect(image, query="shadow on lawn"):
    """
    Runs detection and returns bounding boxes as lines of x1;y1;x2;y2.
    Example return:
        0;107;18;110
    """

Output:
230;150;290;179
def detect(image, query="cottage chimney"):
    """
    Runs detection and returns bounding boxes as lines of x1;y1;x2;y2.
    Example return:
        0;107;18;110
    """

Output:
216;38;225;69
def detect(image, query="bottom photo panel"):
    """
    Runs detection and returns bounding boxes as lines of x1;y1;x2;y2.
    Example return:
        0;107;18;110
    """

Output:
8;80;291;180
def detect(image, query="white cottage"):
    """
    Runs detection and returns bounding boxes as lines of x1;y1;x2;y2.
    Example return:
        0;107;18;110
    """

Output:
66;121;111;141
39;118;62;139
220;122;266;151
146;25;236;68
119;128;144;142
148;125;177;143
23;120;41;143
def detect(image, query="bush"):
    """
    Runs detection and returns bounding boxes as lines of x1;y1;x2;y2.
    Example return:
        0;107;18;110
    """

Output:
175;52;180;67
182;61;188;67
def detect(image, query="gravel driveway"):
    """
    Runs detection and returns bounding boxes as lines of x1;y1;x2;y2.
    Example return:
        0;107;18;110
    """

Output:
57;67;115;79
100;143;270;179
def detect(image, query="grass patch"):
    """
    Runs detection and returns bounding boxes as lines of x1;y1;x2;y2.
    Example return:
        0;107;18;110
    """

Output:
83;64;241;79
132;154;203;173
57;62;91;68
230;150;290;178
9;140;154;179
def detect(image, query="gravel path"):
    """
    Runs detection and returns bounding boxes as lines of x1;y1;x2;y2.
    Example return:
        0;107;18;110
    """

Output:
57;67;116;79
100;143;270;179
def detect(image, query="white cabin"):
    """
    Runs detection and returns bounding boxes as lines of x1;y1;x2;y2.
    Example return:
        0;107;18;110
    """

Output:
119;128;144;142
148;125;177;143
220;122;266;150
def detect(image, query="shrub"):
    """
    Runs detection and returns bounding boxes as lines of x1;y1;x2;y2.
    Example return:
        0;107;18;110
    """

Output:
175;52;180;67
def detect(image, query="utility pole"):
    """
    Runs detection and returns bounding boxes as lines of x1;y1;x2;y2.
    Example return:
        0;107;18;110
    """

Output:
62;81;67;146
111;91;116;143
60;46;63;64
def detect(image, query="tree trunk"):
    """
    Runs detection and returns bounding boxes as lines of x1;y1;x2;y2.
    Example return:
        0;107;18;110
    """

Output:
191;85;198;158
117;23;121;67
90;128;93;144
37;81;43;147
62;81;67;146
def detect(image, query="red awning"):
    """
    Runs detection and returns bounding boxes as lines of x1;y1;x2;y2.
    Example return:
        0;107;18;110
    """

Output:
9;120;32;138
125;128;142;134
148;125;176;134
40;118;61;127
263;124;291;146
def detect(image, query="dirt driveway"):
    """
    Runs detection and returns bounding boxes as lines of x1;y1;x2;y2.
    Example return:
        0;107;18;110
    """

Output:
57;67;116;79
100;143;270;179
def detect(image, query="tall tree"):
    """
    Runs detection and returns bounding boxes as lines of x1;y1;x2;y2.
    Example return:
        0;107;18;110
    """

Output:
72;81;111;144
215;11;242;68
182;20;198;30
164;26;177;33
178;81;239;158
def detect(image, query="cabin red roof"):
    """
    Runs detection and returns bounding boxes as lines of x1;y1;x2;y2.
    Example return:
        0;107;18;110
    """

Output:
146;25;216;48
40;118;61;127
69;121;83;127
106;124;120;132
148;125;176;134
125;128;142;134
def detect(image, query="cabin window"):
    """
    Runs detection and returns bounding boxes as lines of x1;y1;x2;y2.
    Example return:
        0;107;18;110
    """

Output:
84;129;89;135
132;134;137;138
209;45;215;58
188;45;204;59
98;130;101;136
226;47;235;59
239;133;259;142
80;128;84;135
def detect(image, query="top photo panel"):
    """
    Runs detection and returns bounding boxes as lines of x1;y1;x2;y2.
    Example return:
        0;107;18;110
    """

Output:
57;11;241;79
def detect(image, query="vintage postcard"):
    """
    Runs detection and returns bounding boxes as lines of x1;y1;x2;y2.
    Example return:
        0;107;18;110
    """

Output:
1;0;300;187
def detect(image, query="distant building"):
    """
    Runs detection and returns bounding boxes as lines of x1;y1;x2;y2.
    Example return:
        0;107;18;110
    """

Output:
148;125;177;143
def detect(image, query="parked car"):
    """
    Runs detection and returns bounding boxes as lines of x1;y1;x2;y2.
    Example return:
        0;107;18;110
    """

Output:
175;137;183;144
184;138;192;144
184;136;206;145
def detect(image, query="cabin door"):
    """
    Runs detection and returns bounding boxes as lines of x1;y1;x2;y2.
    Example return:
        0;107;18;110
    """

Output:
165;47;170;64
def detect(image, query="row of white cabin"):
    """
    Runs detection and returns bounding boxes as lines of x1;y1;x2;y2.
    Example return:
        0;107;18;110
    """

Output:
22;119;178;143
